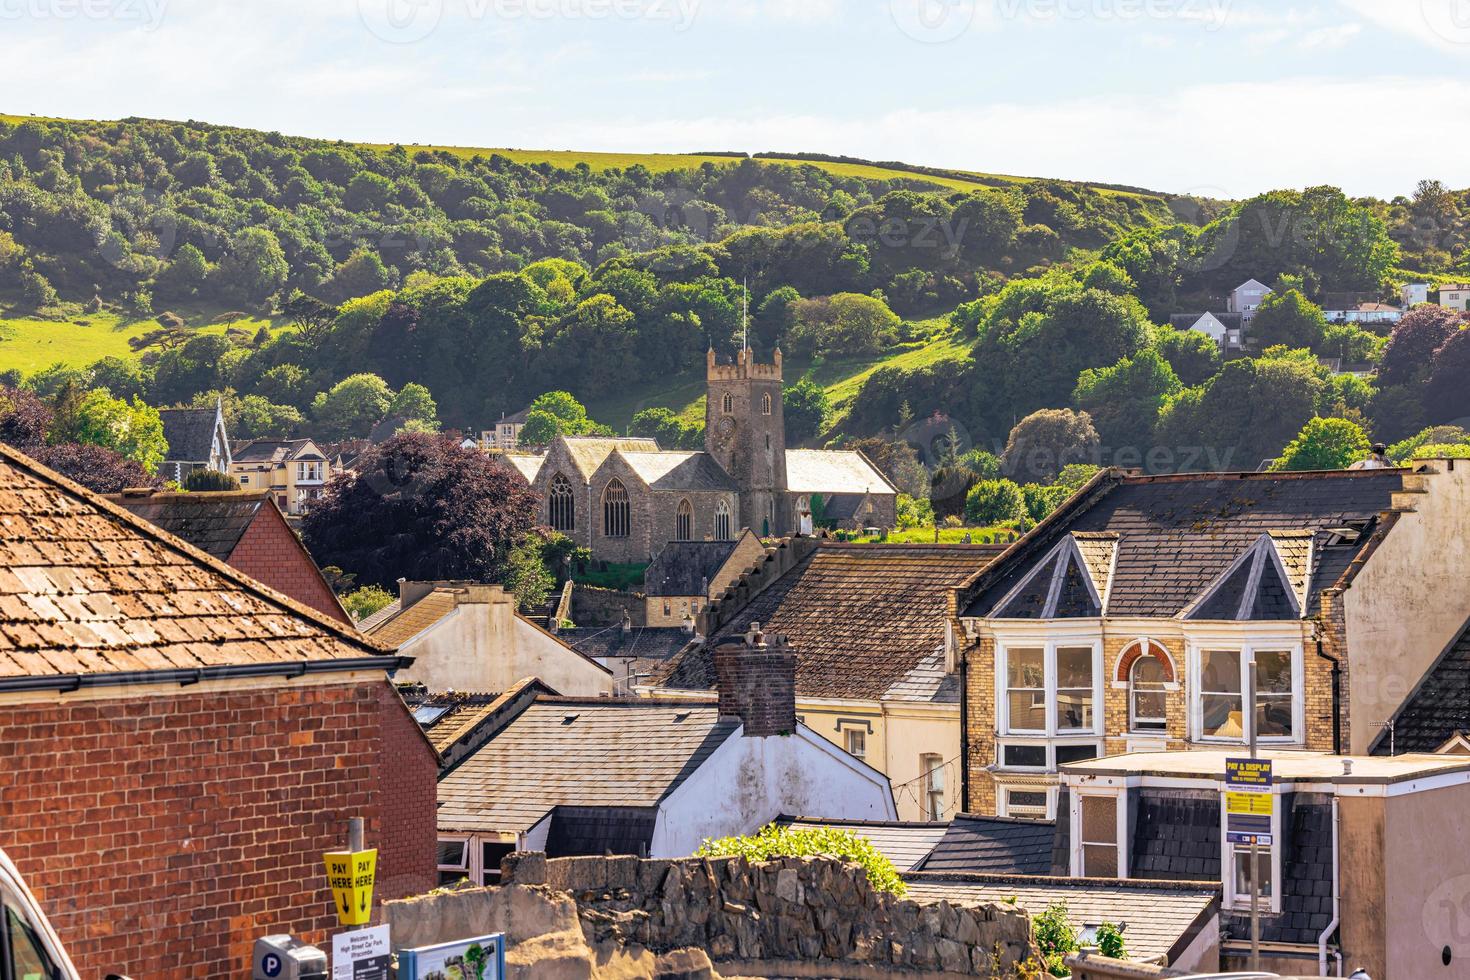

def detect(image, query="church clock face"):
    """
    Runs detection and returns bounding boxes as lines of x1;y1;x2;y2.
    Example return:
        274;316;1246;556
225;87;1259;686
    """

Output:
716;416;736;446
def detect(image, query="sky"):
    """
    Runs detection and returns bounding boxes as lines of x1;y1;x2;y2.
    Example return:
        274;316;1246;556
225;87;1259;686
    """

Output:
6;0;1470;197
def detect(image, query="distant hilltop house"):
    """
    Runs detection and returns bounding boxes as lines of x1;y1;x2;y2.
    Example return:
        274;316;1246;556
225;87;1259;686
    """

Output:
1437;283;1470;311
482;406;532;450
1226;278;1272;322
505;347;897;562
1170;312;1246;353
157;400;231;484
229;438;332;516
1321;301;1400;326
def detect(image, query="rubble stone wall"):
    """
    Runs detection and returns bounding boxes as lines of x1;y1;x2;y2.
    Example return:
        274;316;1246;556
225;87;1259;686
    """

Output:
388;854;1034;978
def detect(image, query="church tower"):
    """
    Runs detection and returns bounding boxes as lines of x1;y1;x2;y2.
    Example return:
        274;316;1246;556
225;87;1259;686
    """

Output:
706;345;788;537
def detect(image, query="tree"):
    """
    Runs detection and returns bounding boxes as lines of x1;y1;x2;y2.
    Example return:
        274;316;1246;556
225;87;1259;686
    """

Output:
501;532;556;610
965;479;1026;526
33;442;159;494
1377;304;1463;388
157;243;210;299
18;267;57;309
301;433;541;590
215;227;289;302
783;378;830;445
1271;417;1371;471
846;436;928;497
1155;356;1323;472
323;247;392;302
754;285;800;351
89;356;151;401
1002;409;1101;484
67;391;167;473
1151;326;1222;387
311;373;394;440
1021;483;1069;523
387;382;439;427
0;386;54;451
517;391;607;445
1320;323;1384;365
1250;289;1328;350
1427;327;1470;424
629;407;702;450
341;585;395;622
1074;351;1180;462
788;293;899;357
183;468;241;491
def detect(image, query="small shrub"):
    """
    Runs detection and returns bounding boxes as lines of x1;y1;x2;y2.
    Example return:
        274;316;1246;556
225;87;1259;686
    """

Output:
1095;921;1127;960
1412;443;1470;460
343;585;395;621
183;468;241;492
695;825;907;896
1032;901;1078;977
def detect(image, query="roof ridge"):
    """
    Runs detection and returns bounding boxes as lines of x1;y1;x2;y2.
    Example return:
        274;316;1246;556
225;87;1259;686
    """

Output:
0;440;389;659
1121;468;1408;484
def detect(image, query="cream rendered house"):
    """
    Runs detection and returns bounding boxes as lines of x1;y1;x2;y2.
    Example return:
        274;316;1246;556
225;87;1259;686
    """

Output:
230;438;332;515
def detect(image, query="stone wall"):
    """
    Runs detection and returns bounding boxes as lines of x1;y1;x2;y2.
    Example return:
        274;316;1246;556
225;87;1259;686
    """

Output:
571;584;646;627
387;854;1034;979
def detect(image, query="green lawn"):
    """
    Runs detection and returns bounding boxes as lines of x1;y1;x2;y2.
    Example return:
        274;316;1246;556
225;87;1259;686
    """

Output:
881;525;1020;545
0;311;283;375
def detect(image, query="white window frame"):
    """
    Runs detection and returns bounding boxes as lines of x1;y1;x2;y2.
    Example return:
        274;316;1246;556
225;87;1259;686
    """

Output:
999;786;1055;820
436;835;471;885
920;753;946;820
1219;796;1284;913
1070;788;1129;880
1187;633;1305;745
845;728;867;759
999;640;1105;740
1127;642;1171;735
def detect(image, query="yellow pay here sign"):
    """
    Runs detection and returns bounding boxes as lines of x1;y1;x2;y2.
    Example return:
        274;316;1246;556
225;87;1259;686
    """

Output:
324;849;378;926
1226;791;1273;816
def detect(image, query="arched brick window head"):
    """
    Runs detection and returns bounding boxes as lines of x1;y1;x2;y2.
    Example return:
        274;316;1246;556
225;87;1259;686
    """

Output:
1116;638;1176;682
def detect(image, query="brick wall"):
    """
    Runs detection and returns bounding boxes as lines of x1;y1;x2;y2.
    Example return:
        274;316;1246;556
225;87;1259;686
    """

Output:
714;633;797;737
0;678;436;980
229;507;350;623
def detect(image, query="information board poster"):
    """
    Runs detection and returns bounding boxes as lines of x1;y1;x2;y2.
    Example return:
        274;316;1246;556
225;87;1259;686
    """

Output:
398;934;505;980
331;925;390;980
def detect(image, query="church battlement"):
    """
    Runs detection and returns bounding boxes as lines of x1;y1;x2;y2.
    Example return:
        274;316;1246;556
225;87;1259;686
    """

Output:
706;346;783;382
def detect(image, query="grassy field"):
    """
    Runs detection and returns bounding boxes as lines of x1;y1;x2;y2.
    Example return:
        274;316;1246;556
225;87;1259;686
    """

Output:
881;525;1020;545
0;311;283;374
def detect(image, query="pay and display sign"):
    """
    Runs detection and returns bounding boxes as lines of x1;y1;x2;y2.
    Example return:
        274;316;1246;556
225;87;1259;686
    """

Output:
1224;758;1273;846
324;849;378;926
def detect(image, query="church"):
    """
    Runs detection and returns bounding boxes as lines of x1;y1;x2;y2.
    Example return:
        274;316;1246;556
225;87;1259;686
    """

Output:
504;347;898;563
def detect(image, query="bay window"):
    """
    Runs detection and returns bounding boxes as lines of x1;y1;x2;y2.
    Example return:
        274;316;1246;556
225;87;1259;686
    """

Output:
1190;639;1303;744
997;636;1103;771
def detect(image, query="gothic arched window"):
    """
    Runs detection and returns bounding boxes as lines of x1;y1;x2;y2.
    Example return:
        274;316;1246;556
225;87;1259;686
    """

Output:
602;480;630;538
549;472;575;532
714;499;732;541
676;498;693;541
761;392;772;416
721;393;734;414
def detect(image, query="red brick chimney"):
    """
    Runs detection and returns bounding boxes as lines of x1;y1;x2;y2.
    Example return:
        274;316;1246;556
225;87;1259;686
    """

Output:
713;622;797;737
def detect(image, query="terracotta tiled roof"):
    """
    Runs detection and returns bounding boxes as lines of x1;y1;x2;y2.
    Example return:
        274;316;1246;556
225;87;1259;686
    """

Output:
0;443;394;685
437;697;735;834
654;543;1000;701
105;490;267;561
364;590;462;648
962;470;1406;620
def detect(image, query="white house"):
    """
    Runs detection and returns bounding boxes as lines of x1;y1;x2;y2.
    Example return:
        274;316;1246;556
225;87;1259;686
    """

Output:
482;407;531;450
1402;283;1430;308
363;581;615;696
1227;279;1273;321
433;628;897;881
1438;284;1470;312
1169;312;1245;352
1322;303;1402;326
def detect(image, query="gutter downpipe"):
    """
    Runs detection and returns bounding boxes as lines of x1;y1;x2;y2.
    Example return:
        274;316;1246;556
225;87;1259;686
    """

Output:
1316;638;1342;755
1317;795;1342;976
958;640;970;814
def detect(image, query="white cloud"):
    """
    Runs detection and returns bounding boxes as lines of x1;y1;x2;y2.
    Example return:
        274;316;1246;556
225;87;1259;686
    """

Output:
1339;0;1470;52
1297;21;1362;47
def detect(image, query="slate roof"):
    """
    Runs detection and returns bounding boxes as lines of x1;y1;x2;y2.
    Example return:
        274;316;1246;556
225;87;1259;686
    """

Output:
961;470;1405;620
355;598;401;632
544;806;659;858
562;437;659;481
233;439;324;464
1170;312;1244;332
645;540;742;597
503;453;546;484
559;626;696;664
1375;614;1470;754
159;406;220;463
903;874;1219;966
365;589;461;648
775;816;949;872
105;490;266;562
0;442;394;684
437;697;737;834
404;690;507;752
617;451;740;492
654;544;1000;702
917;815;1058;875
785;450;896;496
